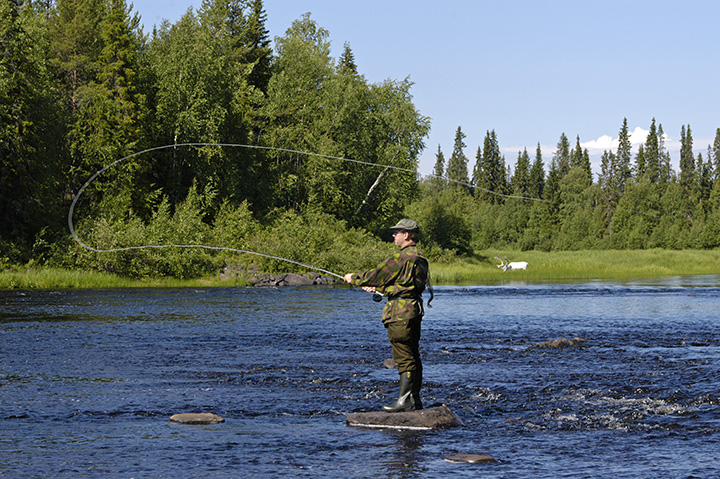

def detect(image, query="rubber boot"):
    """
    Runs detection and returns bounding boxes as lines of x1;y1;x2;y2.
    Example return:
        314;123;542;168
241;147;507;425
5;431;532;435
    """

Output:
411;369;423;410
382;371;416;413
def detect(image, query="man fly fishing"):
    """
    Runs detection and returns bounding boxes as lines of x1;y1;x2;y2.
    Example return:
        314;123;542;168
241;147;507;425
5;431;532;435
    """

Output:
344;219;432;412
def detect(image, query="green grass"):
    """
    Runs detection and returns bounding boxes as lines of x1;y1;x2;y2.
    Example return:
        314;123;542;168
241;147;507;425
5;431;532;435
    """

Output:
0;267;240;290
2;249;719;289
430;249;720;284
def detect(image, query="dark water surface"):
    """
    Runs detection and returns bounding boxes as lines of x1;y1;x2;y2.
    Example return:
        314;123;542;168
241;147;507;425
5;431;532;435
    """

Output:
1;277;719;478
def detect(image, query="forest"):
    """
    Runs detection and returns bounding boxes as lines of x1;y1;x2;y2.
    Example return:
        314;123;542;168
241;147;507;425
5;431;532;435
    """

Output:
2;0;720;279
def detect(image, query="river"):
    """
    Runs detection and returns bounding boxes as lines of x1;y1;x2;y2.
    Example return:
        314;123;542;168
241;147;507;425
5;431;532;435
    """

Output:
1;277;719;478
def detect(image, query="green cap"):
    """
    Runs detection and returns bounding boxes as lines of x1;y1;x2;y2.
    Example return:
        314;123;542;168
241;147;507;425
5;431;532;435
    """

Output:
389;218;419;233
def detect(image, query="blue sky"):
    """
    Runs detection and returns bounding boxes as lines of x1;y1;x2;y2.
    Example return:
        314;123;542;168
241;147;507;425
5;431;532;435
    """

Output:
131;0;720;177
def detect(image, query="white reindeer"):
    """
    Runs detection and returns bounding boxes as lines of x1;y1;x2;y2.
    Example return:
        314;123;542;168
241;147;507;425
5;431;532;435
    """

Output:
494;256;528;272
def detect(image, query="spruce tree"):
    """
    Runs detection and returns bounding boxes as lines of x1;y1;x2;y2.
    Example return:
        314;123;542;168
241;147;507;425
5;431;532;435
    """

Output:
541;160;561;240
635;144;646;178
513;148;531;196
241;0;272;92
616;118;632;191
338;41;358;75
553;133;571;178
471;145;483;191
570;135;583;168
570;135;592;182
65;0;146;214
599;150;618;235
712;128;720;182
52;0;106;112
528;142;545;199
446;126;469;189
0;0;61;243
696;152;712;208
679;124;695;192
474;130;506;203
431;144;446;192
643;118;660;184
199;0;271;93
658;123;672;184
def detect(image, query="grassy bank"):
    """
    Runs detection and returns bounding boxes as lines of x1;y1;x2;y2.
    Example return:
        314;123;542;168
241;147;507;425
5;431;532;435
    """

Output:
0;266;239;290
430;249;720;284
1;249;719;290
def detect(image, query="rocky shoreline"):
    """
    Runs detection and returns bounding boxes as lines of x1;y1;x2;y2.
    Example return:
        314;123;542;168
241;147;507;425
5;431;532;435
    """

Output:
220;264;343;288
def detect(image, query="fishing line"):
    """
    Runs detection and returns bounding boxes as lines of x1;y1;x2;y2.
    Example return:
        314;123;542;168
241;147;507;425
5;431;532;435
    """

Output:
68;142;546;280
67;143;351;279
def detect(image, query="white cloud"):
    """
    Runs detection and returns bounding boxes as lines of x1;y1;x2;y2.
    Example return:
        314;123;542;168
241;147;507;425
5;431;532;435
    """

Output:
581;134;614;151
581;127;653;154
499;126;690;177
628;127;649;146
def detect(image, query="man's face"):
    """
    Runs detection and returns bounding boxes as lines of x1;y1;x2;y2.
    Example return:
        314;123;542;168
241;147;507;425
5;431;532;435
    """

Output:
393;230;409;247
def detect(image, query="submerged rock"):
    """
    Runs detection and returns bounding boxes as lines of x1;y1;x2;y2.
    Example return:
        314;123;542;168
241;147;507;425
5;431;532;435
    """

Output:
382;357;398;369
346;404;461;430
169;413;225;425
444;453;497;464
529;337;587;350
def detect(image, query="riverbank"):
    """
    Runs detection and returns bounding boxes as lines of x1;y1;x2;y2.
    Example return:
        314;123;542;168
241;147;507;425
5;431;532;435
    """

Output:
0;264;343;290
431;248;720;284
1;249;719;290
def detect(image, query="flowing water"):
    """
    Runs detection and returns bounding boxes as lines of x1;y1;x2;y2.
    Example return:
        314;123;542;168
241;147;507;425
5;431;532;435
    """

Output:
1;277;719;478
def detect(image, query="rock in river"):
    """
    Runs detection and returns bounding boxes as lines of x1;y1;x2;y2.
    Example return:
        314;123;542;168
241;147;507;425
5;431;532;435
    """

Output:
382;357;398;369
169;413;225;425
346;404;461;430
529;336;587;350
444;453;497;464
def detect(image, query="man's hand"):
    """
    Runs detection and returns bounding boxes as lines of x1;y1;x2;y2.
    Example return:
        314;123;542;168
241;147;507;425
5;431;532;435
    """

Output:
344;273;376;293
344;274;376;293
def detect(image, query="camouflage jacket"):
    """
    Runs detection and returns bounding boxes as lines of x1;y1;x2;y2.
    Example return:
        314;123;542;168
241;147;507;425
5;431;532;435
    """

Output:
349;244;429;324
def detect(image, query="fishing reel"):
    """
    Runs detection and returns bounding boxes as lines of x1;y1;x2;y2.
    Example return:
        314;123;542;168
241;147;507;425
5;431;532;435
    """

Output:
372;292;383;302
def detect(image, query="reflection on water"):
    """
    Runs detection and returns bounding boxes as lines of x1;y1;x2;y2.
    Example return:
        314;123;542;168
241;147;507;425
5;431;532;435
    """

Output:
1;278;719;478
